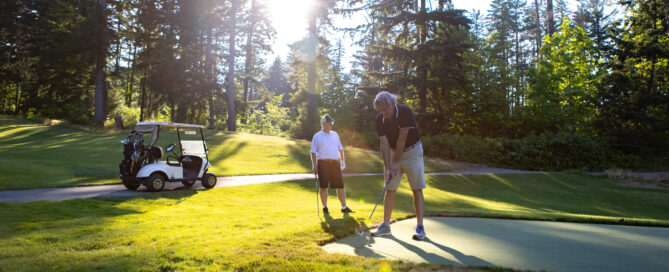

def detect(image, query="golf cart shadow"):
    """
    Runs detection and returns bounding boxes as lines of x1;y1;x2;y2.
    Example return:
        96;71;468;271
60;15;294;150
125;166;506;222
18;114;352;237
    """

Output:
96;184;201;199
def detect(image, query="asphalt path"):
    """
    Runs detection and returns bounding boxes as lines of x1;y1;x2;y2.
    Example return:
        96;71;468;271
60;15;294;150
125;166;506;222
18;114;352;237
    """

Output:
0;168;537;202
322;217;669;272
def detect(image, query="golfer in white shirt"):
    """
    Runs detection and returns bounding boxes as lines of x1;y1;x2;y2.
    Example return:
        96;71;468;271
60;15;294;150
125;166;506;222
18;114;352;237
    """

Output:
310;115;353;215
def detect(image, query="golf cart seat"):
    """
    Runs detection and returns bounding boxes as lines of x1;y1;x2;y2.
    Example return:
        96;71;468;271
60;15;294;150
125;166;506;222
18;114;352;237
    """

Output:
148;146;164;163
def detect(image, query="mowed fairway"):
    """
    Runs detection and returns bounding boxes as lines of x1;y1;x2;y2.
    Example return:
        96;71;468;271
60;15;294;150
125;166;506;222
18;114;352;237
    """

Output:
0;117;461;190
2;173;669;271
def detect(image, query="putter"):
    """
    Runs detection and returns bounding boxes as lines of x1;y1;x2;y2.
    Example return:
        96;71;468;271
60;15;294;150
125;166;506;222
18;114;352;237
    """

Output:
314;173;320;216
356;175;391;236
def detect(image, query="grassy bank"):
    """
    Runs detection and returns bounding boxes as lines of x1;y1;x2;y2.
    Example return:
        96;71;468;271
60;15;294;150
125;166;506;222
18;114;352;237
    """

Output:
0;116;462;190
1;173;668;271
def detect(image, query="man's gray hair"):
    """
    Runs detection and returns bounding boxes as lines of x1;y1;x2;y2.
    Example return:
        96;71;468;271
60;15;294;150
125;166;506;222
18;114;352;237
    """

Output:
374;91;397;110
320;114;334;125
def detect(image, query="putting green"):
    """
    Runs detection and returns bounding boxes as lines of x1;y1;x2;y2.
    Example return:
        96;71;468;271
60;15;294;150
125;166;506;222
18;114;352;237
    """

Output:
323;217;669;271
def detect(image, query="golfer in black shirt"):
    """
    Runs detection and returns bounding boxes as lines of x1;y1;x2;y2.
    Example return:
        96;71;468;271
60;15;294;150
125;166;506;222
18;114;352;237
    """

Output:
371;91;426;240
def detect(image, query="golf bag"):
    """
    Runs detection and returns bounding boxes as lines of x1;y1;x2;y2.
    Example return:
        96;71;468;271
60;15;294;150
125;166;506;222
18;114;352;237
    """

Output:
119;131;146;177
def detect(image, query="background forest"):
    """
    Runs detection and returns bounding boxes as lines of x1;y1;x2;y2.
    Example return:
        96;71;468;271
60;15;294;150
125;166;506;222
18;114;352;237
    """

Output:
0;0;667;170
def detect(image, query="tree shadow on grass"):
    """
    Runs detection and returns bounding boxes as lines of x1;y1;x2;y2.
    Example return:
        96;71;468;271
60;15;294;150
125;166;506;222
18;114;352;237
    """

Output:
0;190;201;271
286;141;313;171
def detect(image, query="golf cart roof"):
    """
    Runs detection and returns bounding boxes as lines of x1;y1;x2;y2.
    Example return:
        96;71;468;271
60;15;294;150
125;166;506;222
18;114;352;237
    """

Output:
135;122;204;133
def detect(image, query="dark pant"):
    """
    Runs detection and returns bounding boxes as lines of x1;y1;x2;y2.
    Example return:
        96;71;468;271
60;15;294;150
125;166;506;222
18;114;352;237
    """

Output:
317;160;343;188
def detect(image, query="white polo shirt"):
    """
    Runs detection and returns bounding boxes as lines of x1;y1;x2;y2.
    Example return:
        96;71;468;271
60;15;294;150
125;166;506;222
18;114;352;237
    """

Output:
310;130;343;160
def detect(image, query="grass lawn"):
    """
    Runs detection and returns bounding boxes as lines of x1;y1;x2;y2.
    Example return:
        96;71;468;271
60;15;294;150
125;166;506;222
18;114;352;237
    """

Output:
0;116;463;190
1;173;669;271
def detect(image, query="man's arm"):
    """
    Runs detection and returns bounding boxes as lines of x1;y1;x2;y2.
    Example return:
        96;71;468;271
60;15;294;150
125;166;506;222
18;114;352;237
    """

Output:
311;152;318;174
391;129;410;173
310;136;318;174
379;136;392;177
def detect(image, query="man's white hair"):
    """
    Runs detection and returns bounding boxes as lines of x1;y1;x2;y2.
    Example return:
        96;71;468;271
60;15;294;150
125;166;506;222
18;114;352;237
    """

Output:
374;91;397;110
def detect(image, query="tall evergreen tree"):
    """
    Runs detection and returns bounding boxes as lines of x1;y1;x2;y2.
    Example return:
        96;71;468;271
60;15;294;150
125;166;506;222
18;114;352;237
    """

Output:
594;0;668;153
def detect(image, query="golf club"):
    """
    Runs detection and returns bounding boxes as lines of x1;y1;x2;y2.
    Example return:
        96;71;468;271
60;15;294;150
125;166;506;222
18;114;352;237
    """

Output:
314;173;319;216
356;175;391;237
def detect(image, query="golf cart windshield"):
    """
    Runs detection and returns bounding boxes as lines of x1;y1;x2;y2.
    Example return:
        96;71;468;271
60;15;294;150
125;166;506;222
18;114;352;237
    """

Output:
135;122;208;162
180;128;207;157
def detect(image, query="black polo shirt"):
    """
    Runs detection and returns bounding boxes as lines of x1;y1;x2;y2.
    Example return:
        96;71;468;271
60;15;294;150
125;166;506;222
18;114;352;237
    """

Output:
375;104;421;149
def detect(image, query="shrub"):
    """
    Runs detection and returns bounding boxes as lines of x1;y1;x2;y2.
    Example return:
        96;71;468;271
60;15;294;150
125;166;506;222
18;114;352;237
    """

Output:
421;132;655;171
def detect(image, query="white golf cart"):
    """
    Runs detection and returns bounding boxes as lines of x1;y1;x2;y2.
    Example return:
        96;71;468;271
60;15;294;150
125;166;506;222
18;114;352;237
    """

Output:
119;122;217;192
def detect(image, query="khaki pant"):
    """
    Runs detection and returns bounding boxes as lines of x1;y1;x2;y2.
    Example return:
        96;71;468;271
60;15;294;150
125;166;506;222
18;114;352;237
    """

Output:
386;141;426;191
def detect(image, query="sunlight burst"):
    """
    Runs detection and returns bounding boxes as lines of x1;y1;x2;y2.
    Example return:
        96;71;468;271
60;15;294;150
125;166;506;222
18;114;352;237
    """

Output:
263;0;315;55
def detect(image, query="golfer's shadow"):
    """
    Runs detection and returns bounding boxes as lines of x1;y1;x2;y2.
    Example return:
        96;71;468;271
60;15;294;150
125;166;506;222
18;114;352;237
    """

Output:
380;236;492;267
320;213;358;239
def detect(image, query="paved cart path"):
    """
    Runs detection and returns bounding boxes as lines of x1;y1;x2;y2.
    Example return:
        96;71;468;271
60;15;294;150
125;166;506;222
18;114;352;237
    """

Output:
322;217;669;272
0;167;536;202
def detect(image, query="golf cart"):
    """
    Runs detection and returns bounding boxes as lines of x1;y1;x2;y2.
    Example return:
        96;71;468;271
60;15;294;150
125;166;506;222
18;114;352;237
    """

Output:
119;122;217;192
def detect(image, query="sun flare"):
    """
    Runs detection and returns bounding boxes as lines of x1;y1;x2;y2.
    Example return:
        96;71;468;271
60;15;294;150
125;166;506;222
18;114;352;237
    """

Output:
263;0;314;49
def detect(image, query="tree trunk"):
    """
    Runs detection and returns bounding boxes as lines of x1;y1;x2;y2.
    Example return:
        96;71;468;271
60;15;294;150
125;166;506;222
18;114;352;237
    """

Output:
14;83;21;115
242;0;256;125
535;0;542;55
0;83;5;113
140;29;152;122
647;57;656;96
127;43;136;107
547;0;555;36
139;64;146;121
94;0;107;126
226;0;238;131
115;6;121;74
417;0;427;113
207;28;216;128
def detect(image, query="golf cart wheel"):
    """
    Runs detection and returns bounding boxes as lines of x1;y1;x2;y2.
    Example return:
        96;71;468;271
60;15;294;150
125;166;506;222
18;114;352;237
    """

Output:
145;173;166;192
182;180;196;187
202;173;217;189
122;180;140;191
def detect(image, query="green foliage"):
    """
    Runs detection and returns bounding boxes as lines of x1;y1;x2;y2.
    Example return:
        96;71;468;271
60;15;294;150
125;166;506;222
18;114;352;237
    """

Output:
593;0;669;155
526;18;601;133
289;99;320;140
109;103;140;128
240;94;289;136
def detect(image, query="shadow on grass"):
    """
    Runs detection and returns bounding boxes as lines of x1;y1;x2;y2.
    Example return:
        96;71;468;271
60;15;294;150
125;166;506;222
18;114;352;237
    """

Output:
0;189;202;271
319;211;360;240
287;141;313;171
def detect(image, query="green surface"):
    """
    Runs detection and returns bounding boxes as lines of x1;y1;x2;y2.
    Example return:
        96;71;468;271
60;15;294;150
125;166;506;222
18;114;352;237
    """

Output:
0;116;462;190
1;173;669;271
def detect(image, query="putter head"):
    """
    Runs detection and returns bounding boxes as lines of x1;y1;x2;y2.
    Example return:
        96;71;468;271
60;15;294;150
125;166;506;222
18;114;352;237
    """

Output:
356;221;370;236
